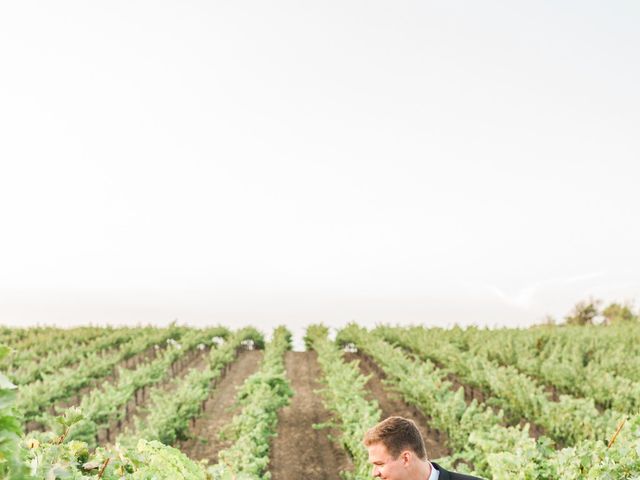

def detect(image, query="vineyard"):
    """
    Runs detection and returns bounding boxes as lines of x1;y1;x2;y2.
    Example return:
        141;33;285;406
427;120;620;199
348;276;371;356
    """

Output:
1;322;639;479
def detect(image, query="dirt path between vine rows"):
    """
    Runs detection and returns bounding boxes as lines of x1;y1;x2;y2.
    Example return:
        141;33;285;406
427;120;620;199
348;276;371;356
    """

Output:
344;352;451;461
269;351;349;480
179;349;263;464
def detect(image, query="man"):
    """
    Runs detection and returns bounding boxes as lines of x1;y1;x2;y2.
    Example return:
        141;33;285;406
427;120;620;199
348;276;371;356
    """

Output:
364;416;483;480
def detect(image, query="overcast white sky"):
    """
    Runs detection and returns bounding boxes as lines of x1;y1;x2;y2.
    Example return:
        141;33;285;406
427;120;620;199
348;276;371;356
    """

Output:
1;1;639;342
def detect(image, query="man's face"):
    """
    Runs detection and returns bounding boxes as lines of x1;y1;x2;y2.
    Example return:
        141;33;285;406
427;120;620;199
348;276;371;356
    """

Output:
366;442;408;479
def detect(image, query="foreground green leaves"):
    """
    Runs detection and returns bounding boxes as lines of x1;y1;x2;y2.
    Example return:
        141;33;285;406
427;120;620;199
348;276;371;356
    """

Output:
0;344;26;480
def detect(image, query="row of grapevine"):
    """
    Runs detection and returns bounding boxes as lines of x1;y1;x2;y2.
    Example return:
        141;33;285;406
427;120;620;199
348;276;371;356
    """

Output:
474;324;640;382
209;326;293;479
338;324;640;479
47;328;219;448
9;327;148;385
375;326;624;447
120;327;263;446
304;324;381;480
452;326;640;412
0;326;87;346
0;328;277;479
16;326;183;424
336;324;505;476
0;325;39;344
0;326;101;347
1;327;107;370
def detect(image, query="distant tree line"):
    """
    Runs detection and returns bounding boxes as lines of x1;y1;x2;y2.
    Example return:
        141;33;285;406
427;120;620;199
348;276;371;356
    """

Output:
545;299;639;326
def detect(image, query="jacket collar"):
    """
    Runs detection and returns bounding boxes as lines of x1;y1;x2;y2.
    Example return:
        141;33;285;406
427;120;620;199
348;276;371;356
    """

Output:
430;462;450;480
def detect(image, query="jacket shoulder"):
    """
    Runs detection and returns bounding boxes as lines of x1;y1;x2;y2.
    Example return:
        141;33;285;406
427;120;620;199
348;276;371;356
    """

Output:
450;473;484;480
431;462;485;480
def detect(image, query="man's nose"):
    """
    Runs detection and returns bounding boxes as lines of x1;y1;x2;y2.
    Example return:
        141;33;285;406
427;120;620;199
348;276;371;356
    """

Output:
372;466;381;477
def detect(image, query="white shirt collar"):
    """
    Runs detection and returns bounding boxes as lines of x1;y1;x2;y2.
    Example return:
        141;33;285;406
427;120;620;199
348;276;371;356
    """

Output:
428;462;440;480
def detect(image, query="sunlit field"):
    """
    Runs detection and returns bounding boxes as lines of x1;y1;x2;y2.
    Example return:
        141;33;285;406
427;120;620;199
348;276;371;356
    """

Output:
2;312;639;479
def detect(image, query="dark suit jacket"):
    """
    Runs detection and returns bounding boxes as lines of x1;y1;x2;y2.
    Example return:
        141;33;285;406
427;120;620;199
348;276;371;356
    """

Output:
431;462;484;480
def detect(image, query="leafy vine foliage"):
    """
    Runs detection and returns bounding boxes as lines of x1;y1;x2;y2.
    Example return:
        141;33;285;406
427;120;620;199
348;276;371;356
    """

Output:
209;325;293;479
0;326;295;480
305;324;381;480
337;323;640;479
4;323;640;479
0;344;27;479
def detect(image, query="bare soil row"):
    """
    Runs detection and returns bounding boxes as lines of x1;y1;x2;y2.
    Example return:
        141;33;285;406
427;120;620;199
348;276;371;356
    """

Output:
179;349;263;463
269;351;349;480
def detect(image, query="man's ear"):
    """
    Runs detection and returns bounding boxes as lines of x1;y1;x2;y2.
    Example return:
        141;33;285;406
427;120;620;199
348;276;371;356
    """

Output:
401;450;412;466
